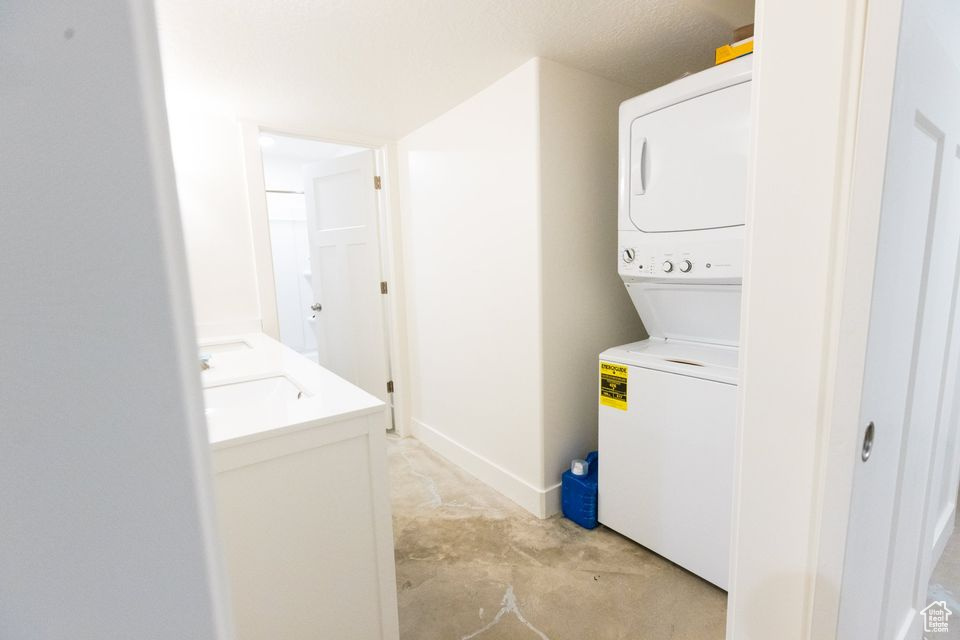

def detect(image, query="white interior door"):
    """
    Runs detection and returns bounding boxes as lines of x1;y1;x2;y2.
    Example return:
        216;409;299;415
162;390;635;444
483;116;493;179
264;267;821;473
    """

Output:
303;151;391;414
838;1;960;637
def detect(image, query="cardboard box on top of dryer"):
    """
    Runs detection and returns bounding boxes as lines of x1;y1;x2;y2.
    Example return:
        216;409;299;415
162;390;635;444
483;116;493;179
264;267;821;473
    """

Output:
715;23;755;66
733;23;754;41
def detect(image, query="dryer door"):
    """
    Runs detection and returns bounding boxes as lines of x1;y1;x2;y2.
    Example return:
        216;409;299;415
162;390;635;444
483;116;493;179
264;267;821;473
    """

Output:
628;80;751;233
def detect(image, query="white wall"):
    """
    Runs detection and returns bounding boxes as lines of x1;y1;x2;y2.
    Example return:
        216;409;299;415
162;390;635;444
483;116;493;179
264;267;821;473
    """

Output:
399;60;545;510
538;59;644;497
727;0;882;636
0;2;230;638
399;58;642;516
166;106;263;337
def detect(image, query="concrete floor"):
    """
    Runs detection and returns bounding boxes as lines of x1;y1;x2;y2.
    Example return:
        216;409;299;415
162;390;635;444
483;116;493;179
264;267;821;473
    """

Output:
387;436;727;640
928;515;960;639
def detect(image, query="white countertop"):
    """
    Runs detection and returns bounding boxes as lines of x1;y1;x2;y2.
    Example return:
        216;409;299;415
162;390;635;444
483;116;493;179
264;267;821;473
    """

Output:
199;333;384;449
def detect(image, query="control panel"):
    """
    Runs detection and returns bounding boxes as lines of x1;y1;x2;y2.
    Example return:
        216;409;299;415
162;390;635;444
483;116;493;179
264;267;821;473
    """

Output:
618;233;743;284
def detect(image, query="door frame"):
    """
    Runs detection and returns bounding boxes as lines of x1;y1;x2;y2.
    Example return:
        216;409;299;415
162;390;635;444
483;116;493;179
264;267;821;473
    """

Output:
727;0;910;636
240;122;411;436
809;0;907;634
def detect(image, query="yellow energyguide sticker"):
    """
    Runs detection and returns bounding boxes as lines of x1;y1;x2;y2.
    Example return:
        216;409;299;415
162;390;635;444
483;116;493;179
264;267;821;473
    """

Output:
599;362;628;411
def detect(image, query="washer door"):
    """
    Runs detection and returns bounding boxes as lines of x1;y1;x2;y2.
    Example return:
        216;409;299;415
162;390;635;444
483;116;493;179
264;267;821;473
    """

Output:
628;80;751;233
599;365;736;589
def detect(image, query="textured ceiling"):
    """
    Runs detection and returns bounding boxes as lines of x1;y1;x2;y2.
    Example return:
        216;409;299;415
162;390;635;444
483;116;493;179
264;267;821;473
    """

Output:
155;0;754;140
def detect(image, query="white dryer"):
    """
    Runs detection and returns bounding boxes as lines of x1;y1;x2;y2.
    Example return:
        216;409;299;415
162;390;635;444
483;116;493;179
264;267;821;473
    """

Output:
598;55;752;590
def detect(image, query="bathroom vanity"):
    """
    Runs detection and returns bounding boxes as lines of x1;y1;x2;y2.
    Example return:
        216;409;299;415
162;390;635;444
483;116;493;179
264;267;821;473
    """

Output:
200;333;399;640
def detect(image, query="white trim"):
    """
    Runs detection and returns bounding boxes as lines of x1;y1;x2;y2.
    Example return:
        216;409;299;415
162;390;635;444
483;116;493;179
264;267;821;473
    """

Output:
810;0;905;635
379;143;411;437
542;482;561;518
239;122;279;339
727;0;905;637
411;418;561;518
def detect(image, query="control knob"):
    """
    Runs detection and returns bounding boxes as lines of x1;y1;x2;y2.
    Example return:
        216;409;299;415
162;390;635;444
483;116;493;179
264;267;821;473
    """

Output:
622;248;636;263
679;259;693;273
662;260;674;273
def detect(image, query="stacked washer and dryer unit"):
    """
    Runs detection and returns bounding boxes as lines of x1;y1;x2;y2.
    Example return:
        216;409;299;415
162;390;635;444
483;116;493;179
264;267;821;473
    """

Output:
598;55;752;590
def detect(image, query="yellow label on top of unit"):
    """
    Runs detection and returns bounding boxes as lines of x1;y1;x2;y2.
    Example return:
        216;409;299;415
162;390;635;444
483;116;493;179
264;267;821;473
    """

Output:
599;362;628;411
715;38;754;65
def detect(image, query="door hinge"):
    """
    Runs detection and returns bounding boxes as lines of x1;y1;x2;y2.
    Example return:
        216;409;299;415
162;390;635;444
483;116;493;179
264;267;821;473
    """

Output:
386;380;394;394
373;175;382;190
380;281;388;294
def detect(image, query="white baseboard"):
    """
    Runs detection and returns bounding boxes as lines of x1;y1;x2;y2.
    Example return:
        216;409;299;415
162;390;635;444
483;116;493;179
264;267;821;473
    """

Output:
411;418;561;519
542;481;561;518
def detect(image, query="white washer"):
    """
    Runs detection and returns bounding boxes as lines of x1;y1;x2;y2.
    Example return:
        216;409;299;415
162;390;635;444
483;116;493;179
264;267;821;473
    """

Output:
599;55;752;590
599;340;737;589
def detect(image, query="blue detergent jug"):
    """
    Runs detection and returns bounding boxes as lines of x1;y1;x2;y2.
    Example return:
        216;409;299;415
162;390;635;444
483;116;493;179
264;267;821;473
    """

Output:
561;451;599;529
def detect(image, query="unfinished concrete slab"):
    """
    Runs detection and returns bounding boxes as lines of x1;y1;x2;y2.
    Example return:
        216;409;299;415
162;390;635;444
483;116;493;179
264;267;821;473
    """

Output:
388;436;726;639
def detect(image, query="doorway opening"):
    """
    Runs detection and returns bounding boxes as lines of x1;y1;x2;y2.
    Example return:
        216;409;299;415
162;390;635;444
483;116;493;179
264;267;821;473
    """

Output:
254;132;395;430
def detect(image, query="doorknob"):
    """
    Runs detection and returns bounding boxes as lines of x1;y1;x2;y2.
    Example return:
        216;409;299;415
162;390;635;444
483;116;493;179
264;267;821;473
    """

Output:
861;421;875;462
310;302;322;319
